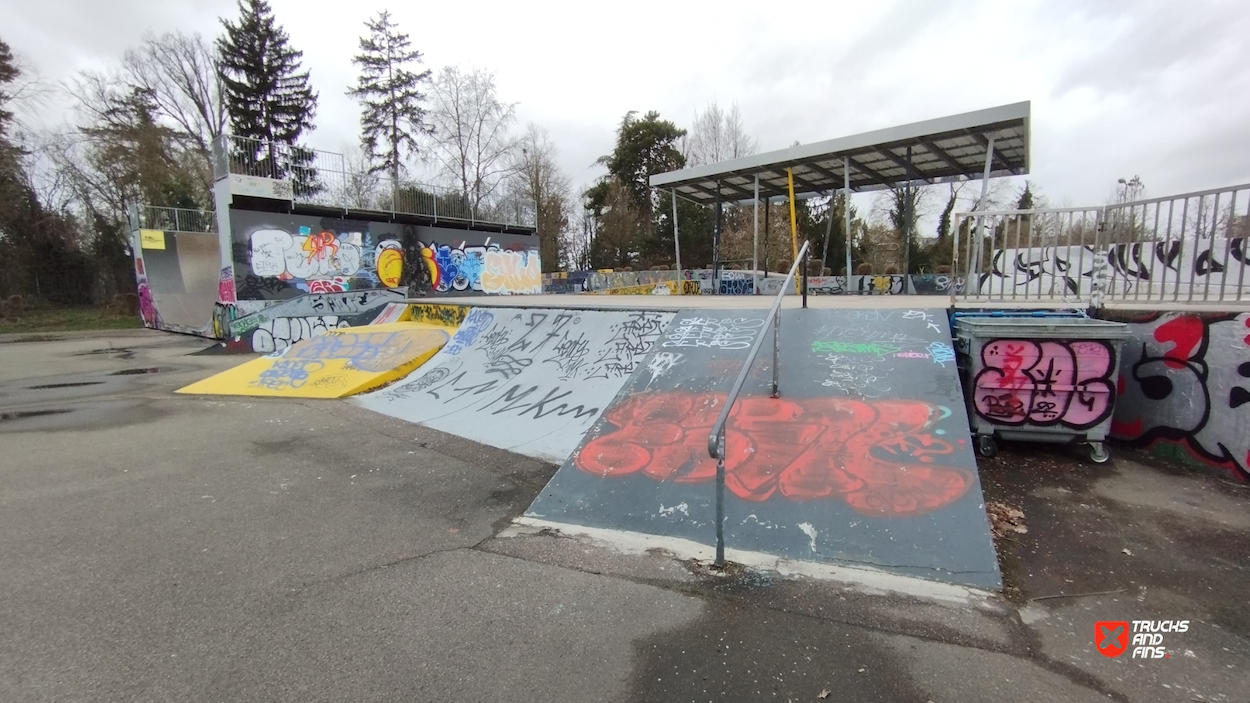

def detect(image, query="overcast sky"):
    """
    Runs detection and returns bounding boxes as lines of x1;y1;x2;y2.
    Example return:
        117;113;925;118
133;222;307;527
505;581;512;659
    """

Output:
9;0;1250;213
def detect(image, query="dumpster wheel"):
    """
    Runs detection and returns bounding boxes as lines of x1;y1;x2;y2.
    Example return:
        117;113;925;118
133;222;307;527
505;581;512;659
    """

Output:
1088;442;1110;464
976;435;998;458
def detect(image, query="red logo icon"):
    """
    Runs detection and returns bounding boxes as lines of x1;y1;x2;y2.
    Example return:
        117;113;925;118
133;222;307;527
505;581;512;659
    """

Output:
1096;621;1129;658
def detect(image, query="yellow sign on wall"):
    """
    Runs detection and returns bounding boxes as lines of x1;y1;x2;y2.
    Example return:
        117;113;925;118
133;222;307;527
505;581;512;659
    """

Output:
139;229;166;250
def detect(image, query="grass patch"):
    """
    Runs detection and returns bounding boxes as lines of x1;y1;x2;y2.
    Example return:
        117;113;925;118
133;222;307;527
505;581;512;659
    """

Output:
0;307;143;334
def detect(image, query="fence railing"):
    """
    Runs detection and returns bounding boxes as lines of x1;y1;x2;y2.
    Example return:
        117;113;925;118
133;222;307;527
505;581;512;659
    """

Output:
129;205;217;233
211;134;537;230
952;183;1250;306
706;240;810;567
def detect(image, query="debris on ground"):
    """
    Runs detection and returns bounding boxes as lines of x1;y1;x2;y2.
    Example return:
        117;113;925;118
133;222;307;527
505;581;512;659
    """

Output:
986;501;1028;538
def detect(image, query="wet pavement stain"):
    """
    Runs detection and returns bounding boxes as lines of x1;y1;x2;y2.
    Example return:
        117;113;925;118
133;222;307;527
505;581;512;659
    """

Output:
0;409;71;422
71;348;136;360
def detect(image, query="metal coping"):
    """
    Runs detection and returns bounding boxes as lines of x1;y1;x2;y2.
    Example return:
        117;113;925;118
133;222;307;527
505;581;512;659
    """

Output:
649;101;1030;202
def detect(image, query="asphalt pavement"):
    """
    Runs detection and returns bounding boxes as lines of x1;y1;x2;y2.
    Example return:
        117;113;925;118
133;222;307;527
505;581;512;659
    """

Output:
0;328;1245;702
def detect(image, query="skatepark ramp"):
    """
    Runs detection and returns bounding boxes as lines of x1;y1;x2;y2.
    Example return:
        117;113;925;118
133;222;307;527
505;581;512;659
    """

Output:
178;321;453;398
522;305;1002;589
354;308;675;463
176;293;1000;587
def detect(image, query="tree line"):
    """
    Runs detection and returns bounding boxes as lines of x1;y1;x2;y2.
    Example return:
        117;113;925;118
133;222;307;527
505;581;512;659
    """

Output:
0;0;572;305
0;0;1063;310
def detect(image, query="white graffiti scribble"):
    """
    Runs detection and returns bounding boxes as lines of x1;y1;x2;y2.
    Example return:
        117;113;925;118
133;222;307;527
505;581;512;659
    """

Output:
249;228;362;279
928;341;956;367
798;522;818;552
251;316;350;353
662;317;765;351
646;352;685;385
658;502;689;518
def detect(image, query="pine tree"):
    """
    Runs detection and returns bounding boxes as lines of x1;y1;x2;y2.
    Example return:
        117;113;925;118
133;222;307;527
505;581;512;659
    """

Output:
216;0;317;183
0;39;19;143
347;11;432;184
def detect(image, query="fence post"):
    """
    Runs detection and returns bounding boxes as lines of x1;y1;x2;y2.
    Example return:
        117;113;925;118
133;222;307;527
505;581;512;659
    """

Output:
1091;206;1110;311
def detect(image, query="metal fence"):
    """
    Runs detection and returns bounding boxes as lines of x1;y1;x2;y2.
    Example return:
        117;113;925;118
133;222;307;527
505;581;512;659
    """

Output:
130;205;217;233
953;183;1250;306
211;134;537;230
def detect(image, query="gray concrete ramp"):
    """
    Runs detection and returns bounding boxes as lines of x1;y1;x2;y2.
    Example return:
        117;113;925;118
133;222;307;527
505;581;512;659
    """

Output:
354;308;674;463
524;307;1002;589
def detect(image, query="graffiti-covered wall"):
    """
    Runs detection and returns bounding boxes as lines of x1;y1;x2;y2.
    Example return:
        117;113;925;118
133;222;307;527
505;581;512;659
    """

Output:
229;211;540;300
217;211;538;352
980;239;1250;298
1106;311;1250;481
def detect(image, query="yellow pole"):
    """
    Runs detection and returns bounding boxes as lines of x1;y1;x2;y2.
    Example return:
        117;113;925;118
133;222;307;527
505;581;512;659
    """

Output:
787;168;800;294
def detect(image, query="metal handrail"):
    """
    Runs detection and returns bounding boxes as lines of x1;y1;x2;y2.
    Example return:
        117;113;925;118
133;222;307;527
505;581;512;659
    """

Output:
706;239;810;567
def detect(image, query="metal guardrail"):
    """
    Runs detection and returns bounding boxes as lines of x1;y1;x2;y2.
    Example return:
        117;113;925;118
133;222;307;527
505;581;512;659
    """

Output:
130;205;217;233
952;182;1250;307
212;134;537;230
705;240;810;567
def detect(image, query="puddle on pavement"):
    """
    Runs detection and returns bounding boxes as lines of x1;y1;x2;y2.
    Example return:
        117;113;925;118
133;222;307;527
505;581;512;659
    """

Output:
0;409;71;422
27;381;106;390
110;367;163;375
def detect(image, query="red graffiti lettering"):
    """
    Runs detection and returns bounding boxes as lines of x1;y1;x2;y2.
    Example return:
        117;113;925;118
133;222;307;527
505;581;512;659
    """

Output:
574;393;972;517
1153;316;1204;369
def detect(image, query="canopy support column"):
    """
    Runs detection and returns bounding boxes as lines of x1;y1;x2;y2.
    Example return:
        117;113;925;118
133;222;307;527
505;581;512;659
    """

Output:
671;190;682;275
763;197;771;276
713;181;722;295
752;175;760;294
844;157;852;293
903;145;913;291
820;189;834;277
787;169;800;295
973;135;996;277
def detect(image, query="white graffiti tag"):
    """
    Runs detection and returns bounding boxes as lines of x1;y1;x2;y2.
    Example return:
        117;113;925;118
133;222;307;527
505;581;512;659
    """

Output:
662;317;765;351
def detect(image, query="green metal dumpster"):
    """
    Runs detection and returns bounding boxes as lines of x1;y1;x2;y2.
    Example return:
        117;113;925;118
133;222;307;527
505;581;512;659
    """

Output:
953;316;1131;463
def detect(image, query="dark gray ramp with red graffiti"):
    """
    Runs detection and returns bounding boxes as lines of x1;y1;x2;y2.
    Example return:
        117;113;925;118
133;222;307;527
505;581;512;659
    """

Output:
523;307;1002;589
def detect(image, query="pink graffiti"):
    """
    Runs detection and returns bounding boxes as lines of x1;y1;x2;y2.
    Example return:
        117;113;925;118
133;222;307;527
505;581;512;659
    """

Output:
137;282;158;328
973;339;1116;430
218;267;236;304
306;277;348;293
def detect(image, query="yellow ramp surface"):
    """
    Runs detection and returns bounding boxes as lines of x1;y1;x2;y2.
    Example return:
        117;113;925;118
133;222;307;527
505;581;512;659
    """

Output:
179;322;452;398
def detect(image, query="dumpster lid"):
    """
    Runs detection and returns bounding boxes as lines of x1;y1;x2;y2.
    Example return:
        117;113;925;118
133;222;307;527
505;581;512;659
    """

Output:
953;316;1131;340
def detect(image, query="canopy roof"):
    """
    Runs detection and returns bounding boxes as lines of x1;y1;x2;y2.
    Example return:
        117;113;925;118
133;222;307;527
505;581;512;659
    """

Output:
649;101;1030;202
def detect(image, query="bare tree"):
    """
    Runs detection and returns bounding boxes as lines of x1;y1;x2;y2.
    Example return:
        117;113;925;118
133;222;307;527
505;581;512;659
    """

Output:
510;124;571;271
120;32;226;159
426;66;517;211
685;101;757;167
333;142;381;209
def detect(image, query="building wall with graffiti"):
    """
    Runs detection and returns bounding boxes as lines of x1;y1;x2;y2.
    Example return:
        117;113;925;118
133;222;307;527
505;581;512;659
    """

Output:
1105;310;1250;482
229;211;539;301
210;211;538;351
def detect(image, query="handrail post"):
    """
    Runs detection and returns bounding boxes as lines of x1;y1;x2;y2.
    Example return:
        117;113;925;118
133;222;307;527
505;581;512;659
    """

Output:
802;248;809;309
706;239;809;569
771;302;781;398
714;431;726;567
